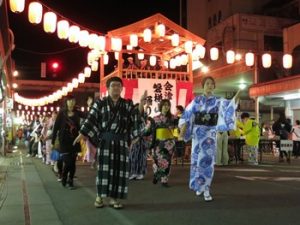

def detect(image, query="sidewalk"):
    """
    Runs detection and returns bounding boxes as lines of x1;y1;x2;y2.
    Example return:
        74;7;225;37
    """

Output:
0;148;63;225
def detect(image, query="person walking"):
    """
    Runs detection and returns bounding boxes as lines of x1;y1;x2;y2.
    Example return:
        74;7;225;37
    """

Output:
74;76;146;209
179;76;240;202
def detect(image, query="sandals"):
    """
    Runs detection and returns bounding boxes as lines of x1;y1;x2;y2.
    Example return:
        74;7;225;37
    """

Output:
109;200;124;209
94;197;104;208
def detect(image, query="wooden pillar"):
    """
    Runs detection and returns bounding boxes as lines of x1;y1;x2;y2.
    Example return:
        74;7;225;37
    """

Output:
188;53;193;83
117;51;123;78
99;55;104;92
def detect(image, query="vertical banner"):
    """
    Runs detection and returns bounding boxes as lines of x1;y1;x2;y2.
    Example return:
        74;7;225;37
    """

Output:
138;79;176;117
41;62;46;78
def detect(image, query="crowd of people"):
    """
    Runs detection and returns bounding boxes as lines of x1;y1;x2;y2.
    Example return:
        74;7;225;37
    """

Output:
15;75;300;209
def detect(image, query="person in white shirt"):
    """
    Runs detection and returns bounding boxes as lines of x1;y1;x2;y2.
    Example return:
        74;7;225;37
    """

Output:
292;120;300;158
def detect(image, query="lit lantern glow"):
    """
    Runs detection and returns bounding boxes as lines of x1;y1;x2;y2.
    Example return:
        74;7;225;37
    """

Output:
245;52;254;66
84;67;91;77
283;54;292;69
104;54;109;65
226;50;235;64
43;12;57;33
262;53;272;68
149;56;157;66
91;61;98;71
67;83;73;92
68;25;80;43
184;41;193;54
164;61;169;69
79;30;89;47
171;34;179;46
181;54;188;65
175;55;182;66
194;44;205;59
138;50;144;60
88;34;98;49
9;0;25;13
94;36;106;51
57;20;69;39
72;78;79;88
28;2;43;24
210;47;219;61
143;28;152;42
111;38;122;51
56;107;60;112
170;58;176;69
156;24;165;37
130;34;138;47
50;107;54;112
78;73;85;83
126;45;133;50
43;106;47;111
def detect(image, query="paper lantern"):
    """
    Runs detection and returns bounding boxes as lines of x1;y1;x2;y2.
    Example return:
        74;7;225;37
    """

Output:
184;41;193;54
143;28;152;42
68;25;80;43
28;2;43;24
79;30;89;47
210;47;219;61
130;34;138;47
283;54;292;69
138;50;144;60
43;12;57;33
84;67;92;77
91;61;98;71
150;56;157;66
94;36;106;51
111;38;122;51
72;78;79;88
103;54;109;65
194;44;206;59
57;20;69;39
156;24;165;37
226;50;235;64
245;52;254;66
262;53;272;68
9;0;25;13
171;34;179;46
88;34;98;49
78;73;85;83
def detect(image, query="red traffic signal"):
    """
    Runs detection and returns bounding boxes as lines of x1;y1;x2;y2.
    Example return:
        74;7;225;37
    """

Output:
51;62;59;70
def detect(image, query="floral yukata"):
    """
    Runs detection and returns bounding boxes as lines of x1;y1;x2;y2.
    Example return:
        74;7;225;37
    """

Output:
152;114;176;183
179;95;237;193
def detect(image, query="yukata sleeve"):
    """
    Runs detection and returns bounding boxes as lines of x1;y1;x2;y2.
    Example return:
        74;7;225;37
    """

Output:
216;98;237;132
130;101;145;140
80;99;102;147
178;99;196;142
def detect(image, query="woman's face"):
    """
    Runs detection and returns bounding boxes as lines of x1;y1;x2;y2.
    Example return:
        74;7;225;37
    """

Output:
67;99;76;111
161;102;170;115
203;78;215;95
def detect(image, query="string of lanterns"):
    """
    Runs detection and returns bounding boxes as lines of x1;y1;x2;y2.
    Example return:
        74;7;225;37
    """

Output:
9;0;294;107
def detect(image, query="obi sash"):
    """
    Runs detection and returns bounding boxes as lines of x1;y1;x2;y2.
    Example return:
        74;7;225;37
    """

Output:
156;128;174;140
194;112;218;126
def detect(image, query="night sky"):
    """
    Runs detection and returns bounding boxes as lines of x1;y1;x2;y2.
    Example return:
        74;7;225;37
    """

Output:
8;0;181;96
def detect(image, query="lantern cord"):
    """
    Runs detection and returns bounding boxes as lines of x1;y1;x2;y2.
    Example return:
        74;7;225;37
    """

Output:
15;46;81;55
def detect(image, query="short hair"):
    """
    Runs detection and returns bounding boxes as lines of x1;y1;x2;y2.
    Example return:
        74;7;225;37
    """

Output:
201;76;216;88
106;76;123;88
296;120;300;125
65;94;75;100
176;105;184;113
241;112;250;119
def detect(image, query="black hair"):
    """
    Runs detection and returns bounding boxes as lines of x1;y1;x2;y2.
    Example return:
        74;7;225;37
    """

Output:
176;105;184;113
158;99;172;119
296;120;300;125
106;76;123;88
240;112;250;119
202;76;216;88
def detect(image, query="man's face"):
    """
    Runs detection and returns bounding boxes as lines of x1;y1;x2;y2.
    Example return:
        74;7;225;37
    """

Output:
67;99;76;111
108;81;123;98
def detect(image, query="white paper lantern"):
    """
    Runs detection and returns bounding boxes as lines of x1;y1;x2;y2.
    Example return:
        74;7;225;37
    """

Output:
138;50;144;60
226;50;235;64
28;2;43;24
283;54;293;69
91;61;98;71
68;25;80;43
43;12;57;33
9;0;25;13
184;41;193;54
79;30;89;47
156;24;165;37
171;34;179;46
78;73;85;83
104;54;109;65
57;20;69;39
130;34;138;47
88;34;98;49
262;53;272;68
72;78;79;88
94;36;106;51
245;52;254;66
143;28;152;42
210;47;219;61
150;56;157;66
111;38;122;51
84;67;92;77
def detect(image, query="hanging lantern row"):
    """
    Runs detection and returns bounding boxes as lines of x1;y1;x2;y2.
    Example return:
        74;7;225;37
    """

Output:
14;64;93;107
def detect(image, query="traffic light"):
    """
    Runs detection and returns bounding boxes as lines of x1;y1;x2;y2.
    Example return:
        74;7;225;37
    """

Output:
51;62;60;71
48;60;61;78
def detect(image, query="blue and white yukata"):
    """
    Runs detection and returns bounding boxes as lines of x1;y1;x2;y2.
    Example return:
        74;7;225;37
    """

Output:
179;95;237;194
